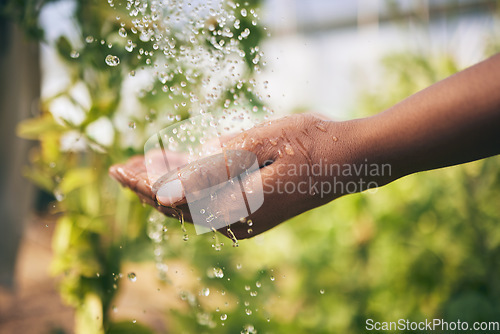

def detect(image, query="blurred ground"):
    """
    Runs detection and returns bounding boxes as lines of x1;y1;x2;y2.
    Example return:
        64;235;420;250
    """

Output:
0;214;188;334
0;215;73;334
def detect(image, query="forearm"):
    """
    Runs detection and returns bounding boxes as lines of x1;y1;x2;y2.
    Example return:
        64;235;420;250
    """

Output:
353;53;500;185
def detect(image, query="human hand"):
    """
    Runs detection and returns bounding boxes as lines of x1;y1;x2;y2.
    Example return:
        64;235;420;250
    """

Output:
110;114;365;239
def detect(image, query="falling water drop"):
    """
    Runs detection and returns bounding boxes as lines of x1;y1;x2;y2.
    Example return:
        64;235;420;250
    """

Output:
213;267;224;278
226;227;239;247
105;54;120;66
54;189;65;202
118;27;127;37
240;28;250;38
128;272;137;282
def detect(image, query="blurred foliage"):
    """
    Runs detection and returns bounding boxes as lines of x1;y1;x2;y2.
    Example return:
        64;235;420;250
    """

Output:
9;0;500;333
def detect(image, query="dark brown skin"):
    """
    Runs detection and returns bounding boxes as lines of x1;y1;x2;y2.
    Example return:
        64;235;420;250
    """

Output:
110;53;500;240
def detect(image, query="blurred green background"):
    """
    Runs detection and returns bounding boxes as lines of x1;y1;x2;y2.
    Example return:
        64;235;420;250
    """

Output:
1;0;500;333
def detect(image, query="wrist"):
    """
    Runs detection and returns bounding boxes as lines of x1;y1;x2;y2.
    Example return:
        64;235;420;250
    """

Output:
312;116;398;199
349;114;407;187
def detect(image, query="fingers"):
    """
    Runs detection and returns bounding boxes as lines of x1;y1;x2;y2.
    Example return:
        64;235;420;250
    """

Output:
109;159;193;221
154;149;261;205
154;124;278;206
210;162;313;239
109;161;153;199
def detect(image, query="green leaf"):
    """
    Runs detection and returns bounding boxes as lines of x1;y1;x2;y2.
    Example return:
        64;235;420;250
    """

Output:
16;114;65;139
22;166;55;192
59;168;96;194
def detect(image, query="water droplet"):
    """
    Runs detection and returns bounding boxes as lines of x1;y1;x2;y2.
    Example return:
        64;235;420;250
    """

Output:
128;121;136;129
240;28;250;38
241;324;257;334
85;36;94;43
128;272;137;282
105;54;120;66
284;143;295;155
132;319;137;324
236;263;242;270
245;308;252;315
201;287;210;296
54;189;65;202
247;228;253;234
241;8;247;17
213;267;224;278
118;27;127;37
332;136;338;142
255;281;261;288
70;50;80;58
183;234;189;241
320;289;325;294
226;227;239;247
270;276;275;281
244;285;250;291
220;313;227;321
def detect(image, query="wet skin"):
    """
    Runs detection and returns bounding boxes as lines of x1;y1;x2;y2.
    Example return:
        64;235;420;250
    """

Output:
110;54;500;239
